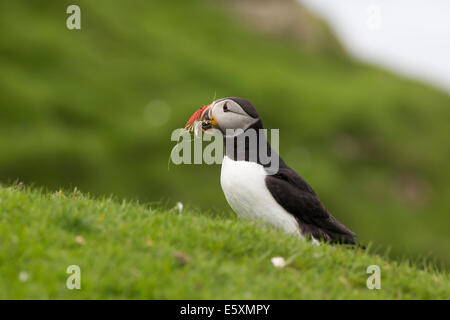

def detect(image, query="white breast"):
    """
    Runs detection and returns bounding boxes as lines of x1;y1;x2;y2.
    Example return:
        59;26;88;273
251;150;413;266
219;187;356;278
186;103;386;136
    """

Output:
220;156;302;237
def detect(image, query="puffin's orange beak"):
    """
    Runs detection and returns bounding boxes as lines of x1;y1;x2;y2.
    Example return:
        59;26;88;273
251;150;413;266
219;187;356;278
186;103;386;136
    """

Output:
185;103;218;132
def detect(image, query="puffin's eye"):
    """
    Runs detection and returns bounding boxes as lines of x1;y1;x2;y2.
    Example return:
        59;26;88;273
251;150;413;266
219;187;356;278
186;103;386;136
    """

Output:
223;103;229;112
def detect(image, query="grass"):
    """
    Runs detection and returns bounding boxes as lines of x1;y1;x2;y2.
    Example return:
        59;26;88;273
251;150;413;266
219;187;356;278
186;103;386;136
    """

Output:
1;0;450;269
1;185;448;299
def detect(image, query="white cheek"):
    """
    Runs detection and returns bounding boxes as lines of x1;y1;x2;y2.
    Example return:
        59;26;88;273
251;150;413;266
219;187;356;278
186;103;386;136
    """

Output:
218;114;254;133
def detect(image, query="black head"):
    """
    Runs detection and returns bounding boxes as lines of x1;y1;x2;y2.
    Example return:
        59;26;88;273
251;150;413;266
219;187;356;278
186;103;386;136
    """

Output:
198;97;262;135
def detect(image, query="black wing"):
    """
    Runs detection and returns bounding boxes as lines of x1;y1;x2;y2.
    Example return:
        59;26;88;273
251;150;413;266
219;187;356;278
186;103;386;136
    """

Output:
265;167;358;245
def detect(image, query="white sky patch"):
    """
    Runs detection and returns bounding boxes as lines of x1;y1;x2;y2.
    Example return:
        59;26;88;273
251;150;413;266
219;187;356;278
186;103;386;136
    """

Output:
299;0;450;93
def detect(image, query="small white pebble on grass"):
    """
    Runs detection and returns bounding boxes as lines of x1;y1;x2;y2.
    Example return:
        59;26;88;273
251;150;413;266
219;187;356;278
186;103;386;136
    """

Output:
271;257;286;268
18;271;29;282
75;235;85;245
176;202;183;214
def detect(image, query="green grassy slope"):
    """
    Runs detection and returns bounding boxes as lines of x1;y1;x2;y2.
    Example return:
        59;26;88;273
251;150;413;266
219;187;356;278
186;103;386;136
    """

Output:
1;0;450;268
1;185;449;299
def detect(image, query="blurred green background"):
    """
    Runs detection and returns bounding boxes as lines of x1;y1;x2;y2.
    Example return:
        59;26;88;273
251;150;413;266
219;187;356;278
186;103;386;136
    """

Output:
1;0;449;268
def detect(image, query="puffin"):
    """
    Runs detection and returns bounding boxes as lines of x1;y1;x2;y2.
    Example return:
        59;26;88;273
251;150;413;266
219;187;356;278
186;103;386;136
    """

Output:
185;97;358;245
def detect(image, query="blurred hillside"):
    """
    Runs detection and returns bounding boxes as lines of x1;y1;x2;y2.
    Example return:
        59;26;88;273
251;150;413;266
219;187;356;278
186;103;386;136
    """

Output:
219;0;344;53
1;0;450;267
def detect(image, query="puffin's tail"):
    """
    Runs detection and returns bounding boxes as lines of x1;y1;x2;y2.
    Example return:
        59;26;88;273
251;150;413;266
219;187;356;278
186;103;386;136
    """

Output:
305;225;365;249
